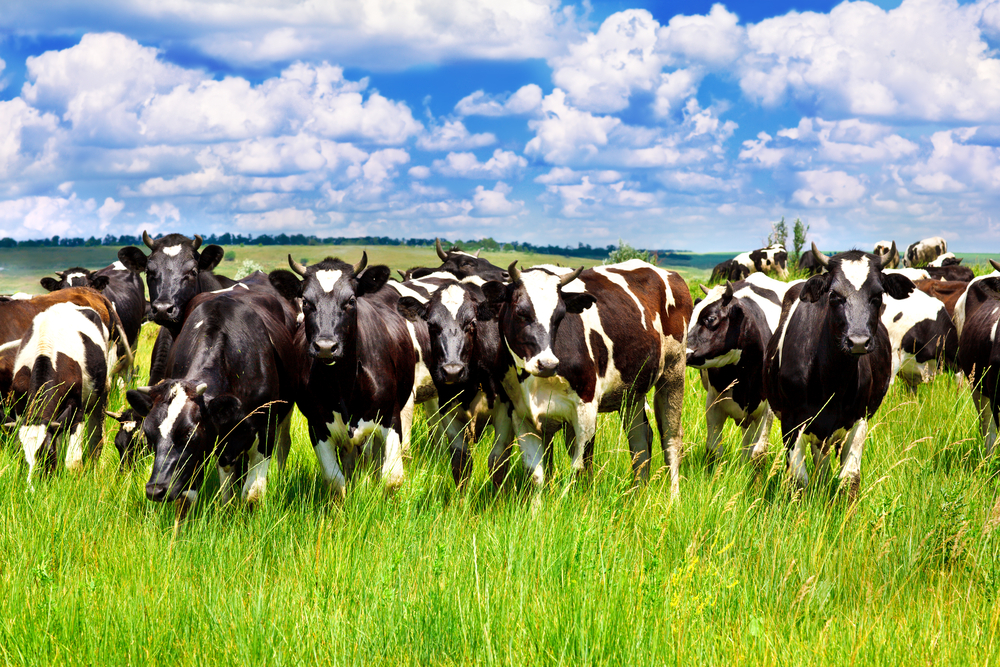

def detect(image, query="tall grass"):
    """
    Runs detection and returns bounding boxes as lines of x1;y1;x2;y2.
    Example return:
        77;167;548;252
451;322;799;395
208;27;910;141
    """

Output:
1;322;998;665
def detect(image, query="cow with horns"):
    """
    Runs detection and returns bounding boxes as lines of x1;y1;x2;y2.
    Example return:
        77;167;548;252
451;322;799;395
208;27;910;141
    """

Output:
480;260;692;496
269;254;415;496
125;288;300;507
39;262;147;350
873;241;900;269
957;259;1000;456
400;238;510;282
764;242;913;499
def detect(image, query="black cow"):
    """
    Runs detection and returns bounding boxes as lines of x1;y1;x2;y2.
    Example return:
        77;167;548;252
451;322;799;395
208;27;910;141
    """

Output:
480;260;692;496
106;407;147;466
40;262;147;350
926;264;975;282
764;244;914;499
687;273;792;468
710;258;751;284
126;288;300;507
269;254;415;496
402;238;510;282
397;277;508;484
957;259;1000;455
797;250;824;276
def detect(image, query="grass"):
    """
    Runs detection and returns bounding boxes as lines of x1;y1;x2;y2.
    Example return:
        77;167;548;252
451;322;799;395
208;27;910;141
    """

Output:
1;313;999;665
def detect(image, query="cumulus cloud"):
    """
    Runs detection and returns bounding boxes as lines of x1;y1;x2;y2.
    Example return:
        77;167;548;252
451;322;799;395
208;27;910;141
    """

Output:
433;149;527;179
741;117;919;167
0;194;105;239
541;176;660;218
792;169;866;207
232;207;319;232
454;84;544;117
471;181;524;217
417;120;496;151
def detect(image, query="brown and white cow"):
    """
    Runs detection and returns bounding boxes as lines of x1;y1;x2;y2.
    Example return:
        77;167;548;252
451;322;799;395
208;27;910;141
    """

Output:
481;259;692;497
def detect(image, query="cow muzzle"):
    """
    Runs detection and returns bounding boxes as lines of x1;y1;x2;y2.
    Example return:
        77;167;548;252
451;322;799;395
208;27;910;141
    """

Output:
310;338;341;362
848;335;871;356
525;351;559;378
441;363;466;384
150;301;180;324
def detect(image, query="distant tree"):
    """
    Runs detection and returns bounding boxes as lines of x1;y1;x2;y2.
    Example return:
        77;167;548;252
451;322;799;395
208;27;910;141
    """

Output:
606;239;653;264
768;217;788;248
792;218;810;263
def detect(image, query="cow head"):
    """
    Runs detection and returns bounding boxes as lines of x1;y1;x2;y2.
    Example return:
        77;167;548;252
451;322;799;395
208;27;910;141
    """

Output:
687;282;743;368
269;253;390;363
481;263;596;378
107;408;147;465
118;231;224;325
40;267;110;293
398;281;489;386
801;243;914;356
873;241;900;269
127;381;252;503
406;239;510;282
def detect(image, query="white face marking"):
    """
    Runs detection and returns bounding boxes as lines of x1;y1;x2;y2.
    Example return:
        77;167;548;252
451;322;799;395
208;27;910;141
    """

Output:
315;269;343;293
439;284;466;319
519;270;563;338
65;272;87;286
162;245;182;257
159;384;190;442
840;258;871;291
121;421;137;433
112;261;127;271
992;317;999;344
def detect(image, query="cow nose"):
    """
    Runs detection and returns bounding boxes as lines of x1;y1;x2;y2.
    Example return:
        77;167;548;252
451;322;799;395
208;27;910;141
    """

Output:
535;357;558;377
145;481;168;502
848;336;870;355
501;271;510;281
150;301;178;321
312;339;338;358
442;363;464;383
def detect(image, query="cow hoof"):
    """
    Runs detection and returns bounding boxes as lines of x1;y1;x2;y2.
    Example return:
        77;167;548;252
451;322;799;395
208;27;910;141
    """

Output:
244;479;267;504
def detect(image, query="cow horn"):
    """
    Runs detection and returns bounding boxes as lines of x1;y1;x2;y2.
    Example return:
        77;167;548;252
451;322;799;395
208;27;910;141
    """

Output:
474;249;481;258
353;251;368;275
142;230;154;249
105;410;123;420
508;261;521;283
288;255;308;276
559;266;584;288
47;421;62;431
436;238;448;261
135;386;152;394
724;281;735;300
811;242;830;268
55;270;66;278
991;259;1000;273
4;421;16;429
192;234;202;251
879;241;897;269
700;284;711;296
195;382;208;396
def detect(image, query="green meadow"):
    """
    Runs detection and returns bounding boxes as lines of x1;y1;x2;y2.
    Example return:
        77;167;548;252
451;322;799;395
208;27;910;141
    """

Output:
0;246;998;665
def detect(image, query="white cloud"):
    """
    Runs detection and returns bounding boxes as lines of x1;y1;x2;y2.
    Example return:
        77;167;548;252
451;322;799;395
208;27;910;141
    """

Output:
408;165;431;179
792;169;866;207
417;120;496;151
433;149;527;179
454;84;544;117
97;197;125;229
0;194;101;239
471;181;524;217
541;176;660;218
656;4;744;68
741;117;919;167
904;127;1000;193
360;148;410;183
232;207;319;231
148;201;180;224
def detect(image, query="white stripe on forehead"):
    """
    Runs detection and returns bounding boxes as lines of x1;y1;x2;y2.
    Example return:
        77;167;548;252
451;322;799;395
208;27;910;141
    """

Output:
159;384;189;441
315;269;343;293
840;257;871;291
439;284;466;319
688;285;725;335
519;270;563;335
112;261;126;271
161;245;182;257
65;272;87;286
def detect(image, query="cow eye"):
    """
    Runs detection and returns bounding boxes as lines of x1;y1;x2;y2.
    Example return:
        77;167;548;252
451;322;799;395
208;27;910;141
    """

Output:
830;293;845;305
302;299;316;313
345;296;357;309
464;320;476;332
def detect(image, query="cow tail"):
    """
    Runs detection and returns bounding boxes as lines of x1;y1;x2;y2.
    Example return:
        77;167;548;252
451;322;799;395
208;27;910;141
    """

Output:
104;296;134;375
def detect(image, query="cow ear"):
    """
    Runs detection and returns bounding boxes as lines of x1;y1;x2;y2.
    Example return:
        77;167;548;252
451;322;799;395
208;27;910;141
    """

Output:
799;275;830;303
476;300;499;321
268;270;302;301
482;281;509;306
90;275;110;292
357;265;390;296
207;394;244;429
126;389;154;417
882;273;915;300
40;277;60;292
199;245;225;272
118;247;148;273
408;267;435;280
976;277;1000;300
396;296;428;321
564;292;597;314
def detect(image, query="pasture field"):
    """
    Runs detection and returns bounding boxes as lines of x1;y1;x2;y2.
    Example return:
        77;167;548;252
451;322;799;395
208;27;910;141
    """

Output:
2;312;1000;665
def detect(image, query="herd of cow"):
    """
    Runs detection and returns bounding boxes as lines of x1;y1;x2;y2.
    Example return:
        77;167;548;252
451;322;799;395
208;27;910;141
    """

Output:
2;232;998;510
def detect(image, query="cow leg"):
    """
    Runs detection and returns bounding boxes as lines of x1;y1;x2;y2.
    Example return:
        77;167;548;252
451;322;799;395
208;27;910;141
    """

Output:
621;399;652;482
312;427;347;498
516;419;546;488
380;424;405;489
785;426;810;490
654;370;685;499
399;392;416;456
273;410;293;470
19;425;49;487
488;402;515;487
443;410;472;487
811;437;831;486
65;418;86;472
705;387;727;471
218;464;237;504
972;389;999;456
85;399;106;465
838;419;867;501
741;405;773;465
242;436;271;503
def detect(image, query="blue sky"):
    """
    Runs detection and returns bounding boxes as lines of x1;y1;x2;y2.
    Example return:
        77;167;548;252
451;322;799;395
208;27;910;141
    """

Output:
1;0;998;252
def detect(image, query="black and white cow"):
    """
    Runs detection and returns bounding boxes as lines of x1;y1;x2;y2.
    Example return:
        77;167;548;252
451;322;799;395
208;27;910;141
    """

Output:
884;267;931;282
957;260;1000;455
106;407;146;465
926;264;975;283
9;302;113;483
873;241;900;269
709;259;751;284
126;288;300;507
481;260;692;496
40;262;147;350
954;263;1000;340
403;238;511;282
687;273;793;468
903;236;947;268
269;254;415;496
882;289;958;391
712;244;789;283
397;276;509;484
764;244;914;499
797;250;824;276
928;252;959;267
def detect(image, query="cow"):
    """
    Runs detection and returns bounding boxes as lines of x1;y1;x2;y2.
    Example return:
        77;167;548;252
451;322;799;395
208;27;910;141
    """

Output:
105;407;147;466
403;238;510;282
710;259;751;284
903;236;947;267
884;267;931;282
957;260;1000;455
687;273;792;469
797;250;824;276
40;262;147;350
926;264;975;282
269;254;415;496
882;289;958;391
396;276;509;485
928;252;960;267
125;288;300;508
117;231;232;385
915;279;968;319
954;263;1000;340
711;243;789;283
873;241;900;269
0;288;132;397
764;244;914;499
8;302;114;483
479;259;692;496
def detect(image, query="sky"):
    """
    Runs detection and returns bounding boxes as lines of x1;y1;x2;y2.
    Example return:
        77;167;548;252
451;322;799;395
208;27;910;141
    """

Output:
1;0;999;252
